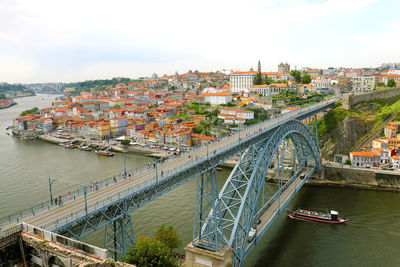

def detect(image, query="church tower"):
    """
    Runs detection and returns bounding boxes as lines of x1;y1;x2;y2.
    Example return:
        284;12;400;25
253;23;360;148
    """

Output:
257;60;261;73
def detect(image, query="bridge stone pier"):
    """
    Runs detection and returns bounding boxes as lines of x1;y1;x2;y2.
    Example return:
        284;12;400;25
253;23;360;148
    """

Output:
185;243;233;267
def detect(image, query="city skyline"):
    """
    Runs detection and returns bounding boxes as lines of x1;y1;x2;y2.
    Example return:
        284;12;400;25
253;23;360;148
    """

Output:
1;0;400;83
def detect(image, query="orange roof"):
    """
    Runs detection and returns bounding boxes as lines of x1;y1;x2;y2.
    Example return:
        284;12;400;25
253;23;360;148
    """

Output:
285;107;300;110
198;91;232;97
231;71;257;75
385;126;396;130
350;151;379;157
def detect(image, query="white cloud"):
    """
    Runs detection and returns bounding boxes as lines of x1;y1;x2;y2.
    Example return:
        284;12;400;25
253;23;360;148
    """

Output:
0;0;390;82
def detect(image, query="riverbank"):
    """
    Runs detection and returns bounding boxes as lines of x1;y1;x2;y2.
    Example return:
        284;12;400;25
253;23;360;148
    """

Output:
217;160;400;192
0;99;16;109
36;133;169;158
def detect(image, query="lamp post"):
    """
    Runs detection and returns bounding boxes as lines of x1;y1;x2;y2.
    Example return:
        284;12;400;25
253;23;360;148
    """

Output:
48;177;88;216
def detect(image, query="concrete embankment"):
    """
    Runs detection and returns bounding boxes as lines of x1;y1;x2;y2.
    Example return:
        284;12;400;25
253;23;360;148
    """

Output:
310;163;400;192
37;133;170;158
216;161;400;192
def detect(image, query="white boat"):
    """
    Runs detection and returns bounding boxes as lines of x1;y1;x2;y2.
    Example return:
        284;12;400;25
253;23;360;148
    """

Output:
79;145;92;151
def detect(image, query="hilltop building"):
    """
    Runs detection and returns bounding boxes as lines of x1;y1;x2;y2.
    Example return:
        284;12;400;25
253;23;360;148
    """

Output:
352;76;377;94
229;70;257;94
278;62;290;74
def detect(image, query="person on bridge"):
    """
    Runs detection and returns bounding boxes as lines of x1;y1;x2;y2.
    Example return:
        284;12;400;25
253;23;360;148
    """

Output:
113;175;117;183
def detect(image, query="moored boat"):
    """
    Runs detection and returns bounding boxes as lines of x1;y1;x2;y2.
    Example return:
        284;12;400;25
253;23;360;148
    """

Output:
95;150;115;156
286;208;349;224
79;145;92;151
63;143;77;149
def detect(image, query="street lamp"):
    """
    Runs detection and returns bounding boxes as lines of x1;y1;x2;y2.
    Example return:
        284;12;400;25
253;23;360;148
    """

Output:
48;177;88;216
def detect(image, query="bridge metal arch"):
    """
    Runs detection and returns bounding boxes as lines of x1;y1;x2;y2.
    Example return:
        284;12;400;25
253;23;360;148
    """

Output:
196;119;320;265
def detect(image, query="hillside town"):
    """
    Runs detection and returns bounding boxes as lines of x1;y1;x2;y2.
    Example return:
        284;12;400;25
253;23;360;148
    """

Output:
10;61;400;155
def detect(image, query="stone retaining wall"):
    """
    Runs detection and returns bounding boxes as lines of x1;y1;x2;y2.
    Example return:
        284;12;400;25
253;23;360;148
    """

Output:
343;87;400;110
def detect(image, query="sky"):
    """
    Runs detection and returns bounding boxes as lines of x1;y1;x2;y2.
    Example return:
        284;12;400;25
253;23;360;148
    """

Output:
0;0;399;83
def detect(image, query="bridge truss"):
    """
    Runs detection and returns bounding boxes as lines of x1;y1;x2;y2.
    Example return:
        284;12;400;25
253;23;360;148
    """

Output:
193;117;320;266
13;100;332;261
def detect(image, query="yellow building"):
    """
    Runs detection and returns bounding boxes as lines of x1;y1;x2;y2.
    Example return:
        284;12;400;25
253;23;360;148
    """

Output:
97;121;111;139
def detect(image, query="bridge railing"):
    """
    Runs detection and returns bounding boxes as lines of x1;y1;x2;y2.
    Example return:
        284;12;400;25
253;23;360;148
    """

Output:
0;99;338;229
39;109;303;231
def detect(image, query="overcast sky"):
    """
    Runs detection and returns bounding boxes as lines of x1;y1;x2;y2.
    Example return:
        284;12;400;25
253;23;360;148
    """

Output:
1;0;399;83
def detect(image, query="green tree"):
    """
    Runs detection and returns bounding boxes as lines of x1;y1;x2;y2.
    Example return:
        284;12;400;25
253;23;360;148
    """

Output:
154;224;182;252
20;107;39;116
124;236;177;267
0;93;6;99
290;70;301;83
302;74;312;84
263;76;272;85
377;81;385;87
253;72;263;85
387;79;396;87
120;139;131;146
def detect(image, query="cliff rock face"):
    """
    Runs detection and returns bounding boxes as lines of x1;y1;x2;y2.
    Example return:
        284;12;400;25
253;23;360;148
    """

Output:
320;116;367;160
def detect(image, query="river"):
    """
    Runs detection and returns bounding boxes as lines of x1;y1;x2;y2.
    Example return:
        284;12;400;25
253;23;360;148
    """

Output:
1;94;400;266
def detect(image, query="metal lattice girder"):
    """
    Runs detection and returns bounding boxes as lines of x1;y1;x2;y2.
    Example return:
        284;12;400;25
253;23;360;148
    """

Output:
200;119;320;266
193;168;221;251
54;106;326;242
105;215;135;260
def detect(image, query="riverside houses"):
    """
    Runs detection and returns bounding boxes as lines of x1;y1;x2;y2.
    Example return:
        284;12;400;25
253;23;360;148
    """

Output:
350;151;380;167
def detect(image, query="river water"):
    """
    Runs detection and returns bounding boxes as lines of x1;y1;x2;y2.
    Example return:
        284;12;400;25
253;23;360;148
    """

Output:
1;94;400;266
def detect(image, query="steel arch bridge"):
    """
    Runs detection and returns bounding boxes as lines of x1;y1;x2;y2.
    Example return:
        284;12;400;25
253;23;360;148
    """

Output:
1;99;336;263
193;118;320;266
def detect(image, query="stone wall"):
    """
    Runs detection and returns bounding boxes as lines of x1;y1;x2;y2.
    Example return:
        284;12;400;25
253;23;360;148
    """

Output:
342;87;400;110
321;164;400;189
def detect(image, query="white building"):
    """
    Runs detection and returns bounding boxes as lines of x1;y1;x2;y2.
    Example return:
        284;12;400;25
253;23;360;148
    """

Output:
230;71;257;94
372;139;388;150
198;91;233;105
349;151;380;167
352;76;377;94
236;110;255;120
218;108;254;124
250;83;297;97
372;148;389;164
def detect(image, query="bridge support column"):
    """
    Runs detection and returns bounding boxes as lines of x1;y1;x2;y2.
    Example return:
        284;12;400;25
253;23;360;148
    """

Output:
185;243;233;267
105;215;135;261
193;168;220;252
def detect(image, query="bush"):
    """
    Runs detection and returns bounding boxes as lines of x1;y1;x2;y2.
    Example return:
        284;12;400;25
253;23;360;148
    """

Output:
120;139;130;146
124;237;177;267
20;107;39;116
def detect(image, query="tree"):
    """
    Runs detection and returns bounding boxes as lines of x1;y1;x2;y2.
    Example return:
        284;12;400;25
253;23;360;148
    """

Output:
120;139;130;146
0;93;6;99
263;76;272;85
377;81;385;87
154;224;182;252
20;107;39;116
290;70;301;83
302;74;312;84
387;79;396;87
253;72;263;85
124;236;177;267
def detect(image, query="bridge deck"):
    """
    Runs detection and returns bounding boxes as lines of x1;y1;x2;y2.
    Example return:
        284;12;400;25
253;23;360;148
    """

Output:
243;168;314;259
1;99;336;233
